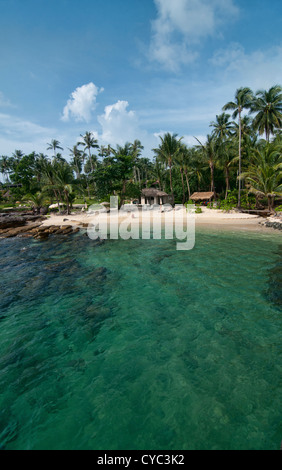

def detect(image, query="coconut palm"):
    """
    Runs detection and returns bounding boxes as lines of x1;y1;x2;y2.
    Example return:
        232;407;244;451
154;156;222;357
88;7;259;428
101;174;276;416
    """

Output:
223;87;254;207
175;144;193;202
0;156;11;182
69;145;83;179
47;140;64;158
41;160;63;214
210;113;233;141
24;192;50;214
99;146;108;159
131;140;144;159
55;162;74;215
151;159;166;192
34;154;48;183
250;85;282;142
98;144;112;159
194;134;218;197
240;143;282;212
153;133;183;196
79;132;99;172
217;138;238;199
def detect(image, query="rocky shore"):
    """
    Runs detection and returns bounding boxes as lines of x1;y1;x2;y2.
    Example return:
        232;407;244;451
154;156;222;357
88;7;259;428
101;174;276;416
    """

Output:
259;215;282;231
0;212;81;240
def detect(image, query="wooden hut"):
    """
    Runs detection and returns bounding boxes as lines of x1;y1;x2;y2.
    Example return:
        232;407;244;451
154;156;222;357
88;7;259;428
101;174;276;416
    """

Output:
190;192;215;203
141;188;174;206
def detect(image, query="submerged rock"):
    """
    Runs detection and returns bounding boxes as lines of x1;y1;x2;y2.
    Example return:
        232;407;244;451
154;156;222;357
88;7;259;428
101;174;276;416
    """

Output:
0;419;19;449
267;253;282;307
66;358;86;372
84;304;111;320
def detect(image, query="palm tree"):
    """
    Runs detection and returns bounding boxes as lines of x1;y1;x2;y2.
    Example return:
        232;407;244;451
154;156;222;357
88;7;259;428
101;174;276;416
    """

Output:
34;153;48;183
47;140;64;158
41;160;63;214
250;85;282;142
130;140;144;187
194;134;218;197
99;146;108;159
240;142;282;212
55;162;74;215
223;87;254;207
175;144;193;202
131;140;144;158
0;156;11;182
84;155;98;174
152;159;166;192
69;145;83;179
79;132;99;172
153;133;183;196
217;138;237;199
24;192;50;214
210;113;233;141
98;144;112;159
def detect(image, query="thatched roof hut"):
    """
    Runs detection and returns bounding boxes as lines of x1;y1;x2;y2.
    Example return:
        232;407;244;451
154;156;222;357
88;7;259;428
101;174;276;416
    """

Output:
141;188;173;205
142;188;168;198
190;192;215;201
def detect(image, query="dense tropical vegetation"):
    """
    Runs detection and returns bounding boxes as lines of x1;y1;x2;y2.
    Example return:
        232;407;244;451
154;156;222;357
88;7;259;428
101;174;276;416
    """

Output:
1;85;281;213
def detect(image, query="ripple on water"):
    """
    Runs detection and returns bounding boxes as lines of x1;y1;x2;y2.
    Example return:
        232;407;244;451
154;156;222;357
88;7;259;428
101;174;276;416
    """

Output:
0;231;281;450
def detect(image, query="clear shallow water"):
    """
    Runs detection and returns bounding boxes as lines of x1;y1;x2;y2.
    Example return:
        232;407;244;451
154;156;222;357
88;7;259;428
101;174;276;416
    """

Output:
0;229;281;450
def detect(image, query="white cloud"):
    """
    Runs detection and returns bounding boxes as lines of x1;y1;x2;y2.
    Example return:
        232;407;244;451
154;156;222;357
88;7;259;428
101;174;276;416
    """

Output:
0;92;14;108
183;134;207;147
0;112;58;155
91;100;160;157
149;0;239;71
153;131;206;148
97;100;140;145
209;43;282;91
62;82;103;122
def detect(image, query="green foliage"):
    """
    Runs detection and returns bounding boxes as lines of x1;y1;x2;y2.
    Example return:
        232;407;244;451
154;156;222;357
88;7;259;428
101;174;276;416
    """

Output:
185;200;194;208
1;85;281;213
220;189;257;211
220;189;238;211
195;207;202;214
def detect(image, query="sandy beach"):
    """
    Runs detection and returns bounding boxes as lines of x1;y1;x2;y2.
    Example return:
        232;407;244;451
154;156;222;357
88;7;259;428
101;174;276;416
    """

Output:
40;206;270;233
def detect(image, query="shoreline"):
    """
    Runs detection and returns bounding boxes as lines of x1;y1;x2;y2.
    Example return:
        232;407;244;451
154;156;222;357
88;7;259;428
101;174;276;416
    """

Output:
40;207;276;233
1;207;281;240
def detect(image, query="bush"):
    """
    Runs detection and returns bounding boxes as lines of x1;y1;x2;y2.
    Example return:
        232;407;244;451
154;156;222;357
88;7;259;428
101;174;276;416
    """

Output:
195;207;202;214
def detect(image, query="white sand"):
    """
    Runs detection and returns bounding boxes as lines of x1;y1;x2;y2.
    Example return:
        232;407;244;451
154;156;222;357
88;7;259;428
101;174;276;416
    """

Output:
41;206;268;233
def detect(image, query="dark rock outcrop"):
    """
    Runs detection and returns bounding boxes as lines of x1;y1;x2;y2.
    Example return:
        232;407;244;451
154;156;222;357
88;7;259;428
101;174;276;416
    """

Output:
0;213;45;230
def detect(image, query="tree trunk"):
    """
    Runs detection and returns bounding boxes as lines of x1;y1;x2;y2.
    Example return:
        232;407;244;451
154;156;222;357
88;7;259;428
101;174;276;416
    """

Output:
169;161;173;196
65;191;70;215
238;110;242;208
136;167;141;188
268;195;274;213
210;163;216;200
180;167;185;204
225;166;230;200
184;169;191;200
53;189;62;214
89;149;94;173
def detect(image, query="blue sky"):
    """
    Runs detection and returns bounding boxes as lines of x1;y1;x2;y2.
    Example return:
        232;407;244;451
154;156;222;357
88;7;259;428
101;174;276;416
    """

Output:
0;0;281;159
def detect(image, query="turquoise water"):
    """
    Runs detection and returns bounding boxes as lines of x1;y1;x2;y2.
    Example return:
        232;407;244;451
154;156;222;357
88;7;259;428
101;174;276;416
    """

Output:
0;229;281;450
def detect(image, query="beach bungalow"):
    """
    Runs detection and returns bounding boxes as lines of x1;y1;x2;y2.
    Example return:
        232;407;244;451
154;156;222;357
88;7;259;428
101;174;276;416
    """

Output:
141;188;174;206
190;192;215;203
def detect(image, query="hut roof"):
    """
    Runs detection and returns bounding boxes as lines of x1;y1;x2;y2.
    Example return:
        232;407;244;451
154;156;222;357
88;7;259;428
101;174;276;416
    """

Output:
142;188;168;197
190;192;215;201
